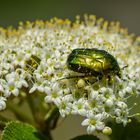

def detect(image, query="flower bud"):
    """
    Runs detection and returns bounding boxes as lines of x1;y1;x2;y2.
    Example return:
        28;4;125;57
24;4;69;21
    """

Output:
102;126;112;135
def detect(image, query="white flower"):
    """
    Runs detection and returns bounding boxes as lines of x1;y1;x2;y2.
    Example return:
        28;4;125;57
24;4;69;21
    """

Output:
72;98;87;116
125;86;133;94
0;84;4;92
44;83;63;104
90;90;99;99
57;96;73;117
118;91;126;98
129;81;136;90
37;85;45;93
116;101;127;109
20;79;28;88
87;125;96;134
114;108;121;116
4;82;19;96
12;88;19;96
29;84;38;93
82;114;105;134
105;99;114;107
116;116;128;126
13;54;26;68
0;97;6;110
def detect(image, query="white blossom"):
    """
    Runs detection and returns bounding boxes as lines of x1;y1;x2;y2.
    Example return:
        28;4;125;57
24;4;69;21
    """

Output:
0;97;7;110
44;83;63;104
0;15;139;134
72;98;87;116
82;114;105;134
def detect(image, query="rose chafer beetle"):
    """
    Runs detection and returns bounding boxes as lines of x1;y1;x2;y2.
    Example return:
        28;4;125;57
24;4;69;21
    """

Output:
67;48;121;80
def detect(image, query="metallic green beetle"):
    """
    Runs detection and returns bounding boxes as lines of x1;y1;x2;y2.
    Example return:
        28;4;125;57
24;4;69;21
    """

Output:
67;48;121;79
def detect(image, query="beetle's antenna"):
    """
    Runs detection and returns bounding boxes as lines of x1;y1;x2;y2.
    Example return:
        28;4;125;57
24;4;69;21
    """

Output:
117;65;128;79
121;65;128;70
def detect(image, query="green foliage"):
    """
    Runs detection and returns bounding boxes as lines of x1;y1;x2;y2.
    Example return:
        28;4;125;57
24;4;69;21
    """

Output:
70;135;99;140
108;118;140;140
2;121;45;140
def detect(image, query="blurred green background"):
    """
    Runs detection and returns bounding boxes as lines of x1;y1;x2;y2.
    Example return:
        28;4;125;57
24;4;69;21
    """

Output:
0;0;140;140
0;0;140;35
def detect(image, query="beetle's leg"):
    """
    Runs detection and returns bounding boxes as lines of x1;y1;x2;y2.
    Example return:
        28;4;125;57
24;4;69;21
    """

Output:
58;74;98;81
107;75;111;81
112;76;116;94
57;75;87;81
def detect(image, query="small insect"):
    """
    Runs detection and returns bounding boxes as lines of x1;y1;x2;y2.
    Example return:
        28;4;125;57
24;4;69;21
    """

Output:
67;48;121;80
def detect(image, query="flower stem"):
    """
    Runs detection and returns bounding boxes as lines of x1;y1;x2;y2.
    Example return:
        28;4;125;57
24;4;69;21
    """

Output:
6;101;34;124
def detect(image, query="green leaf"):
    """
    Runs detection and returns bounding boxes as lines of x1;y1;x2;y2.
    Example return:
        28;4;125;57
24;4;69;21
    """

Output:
70;134;99;140
2;121;46;140
108;118;140;140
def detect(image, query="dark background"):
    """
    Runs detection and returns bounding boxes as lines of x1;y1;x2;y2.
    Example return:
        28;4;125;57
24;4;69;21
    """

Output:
0;0;140;35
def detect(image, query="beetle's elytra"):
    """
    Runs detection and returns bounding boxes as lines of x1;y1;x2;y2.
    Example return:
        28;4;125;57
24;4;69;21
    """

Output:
67;48;121;79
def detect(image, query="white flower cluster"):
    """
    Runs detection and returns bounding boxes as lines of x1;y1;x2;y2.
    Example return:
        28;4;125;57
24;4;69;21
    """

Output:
0;15;140;134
